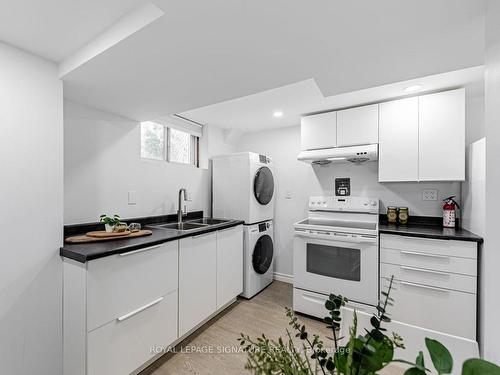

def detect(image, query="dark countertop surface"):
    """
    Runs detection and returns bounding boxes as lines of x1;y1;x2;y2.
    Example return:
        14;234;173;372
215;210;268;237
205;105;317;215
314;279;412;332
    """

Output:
60;216;244;263
379;222;483;244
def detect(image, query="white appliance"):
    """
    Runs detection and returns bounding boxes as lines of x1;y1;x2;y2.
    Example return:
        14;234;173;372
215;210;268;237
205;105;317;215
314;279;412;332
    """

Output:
297;144;378;165
212;152;275;224
242;220;274;298
293;196;379;318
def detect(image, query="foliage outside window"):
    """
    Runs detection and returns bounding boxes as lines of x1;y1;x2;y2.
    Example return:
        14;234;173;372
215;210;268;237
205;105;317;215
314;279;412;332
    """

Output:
141;121;198;166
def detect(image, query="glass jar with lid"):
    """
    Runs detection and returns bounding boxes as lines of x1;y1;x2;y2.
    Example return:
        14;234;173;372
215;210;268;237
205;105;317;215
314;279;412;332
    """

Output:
398;207;409;225
387;206;398;223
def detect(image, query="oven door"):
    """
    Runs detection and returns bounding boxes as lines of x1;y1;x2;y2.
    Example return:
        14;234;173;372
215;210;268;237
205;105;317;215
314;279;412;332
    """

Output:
293;230;378;306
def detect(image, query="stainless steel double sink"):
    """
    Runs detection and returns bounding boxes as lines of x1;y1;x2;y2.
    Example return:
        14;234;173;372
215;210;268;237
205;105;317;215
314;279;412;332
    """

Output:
147;218;230;232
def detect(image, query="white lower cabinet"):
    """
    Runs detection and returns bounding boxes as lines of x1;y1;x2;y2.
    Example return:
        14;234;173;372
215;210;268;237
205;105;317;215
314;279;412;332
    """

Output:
87;290;178;375
179;232;217;337
216;226;243;309
63;225;244;375
380;234;478;341
63;241;179;375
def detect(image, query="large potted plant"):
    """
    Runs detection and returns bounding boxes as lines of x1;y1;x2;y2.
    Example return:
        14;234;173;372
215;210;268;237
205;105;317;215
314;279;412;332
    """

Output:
239;276;500;375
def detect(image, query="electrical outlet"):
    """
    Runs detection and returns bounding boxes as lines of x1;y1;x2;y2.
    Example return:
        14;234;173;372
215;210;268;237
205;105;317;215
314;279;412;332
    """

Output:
422;189;438;201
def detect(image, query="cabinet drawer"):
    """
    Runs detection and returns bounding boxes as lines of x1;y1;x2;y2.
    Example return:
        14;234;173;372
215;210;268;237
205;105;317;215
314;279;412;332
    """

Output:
87;290;178;375
380;234;476;259
381;263;476;294
87;241;178;331
381;278;476;340
381;248;476;276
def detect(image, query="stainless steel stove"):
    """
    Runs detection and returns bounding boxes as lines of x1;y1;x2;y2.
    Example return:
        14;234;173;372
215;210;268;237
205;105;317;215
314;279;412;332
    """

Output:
293;196;379;318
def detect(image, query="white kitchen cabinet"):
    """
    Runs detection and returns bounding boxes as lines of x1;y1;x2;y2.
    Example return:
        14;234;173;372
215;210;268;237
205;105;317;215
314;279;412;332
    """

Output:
63;241;179;375
379;234;477;341
337;104;379;147
378;97;419;182
300;111;337;150
419;88;465;181
216;225;243;309
87;290;177;375
179;232;217;337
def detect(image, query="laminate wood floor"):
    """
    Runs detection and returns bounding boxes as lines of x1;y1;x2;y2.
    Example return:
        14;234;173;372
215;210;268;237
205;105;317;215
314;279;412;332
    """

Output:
142;281;404;375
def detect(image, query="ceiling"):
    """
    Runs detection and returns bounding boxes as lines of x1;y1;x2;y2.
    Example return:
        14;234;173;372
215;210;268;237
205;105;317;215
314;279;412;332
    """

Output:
180;66;484;132
0;0;147;62
0;0;486;127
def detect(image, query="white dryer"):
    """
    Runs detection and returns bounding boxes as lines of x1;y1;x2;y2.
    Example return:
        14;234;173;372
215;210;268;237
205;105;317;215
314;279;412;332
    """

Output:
212;152;274;224
241;220;274;298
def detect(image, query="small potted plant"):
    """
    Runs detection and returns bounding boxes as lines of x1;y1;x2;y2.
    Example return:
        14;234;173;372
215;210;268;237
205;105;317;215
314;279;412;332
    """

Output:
99;214;121;233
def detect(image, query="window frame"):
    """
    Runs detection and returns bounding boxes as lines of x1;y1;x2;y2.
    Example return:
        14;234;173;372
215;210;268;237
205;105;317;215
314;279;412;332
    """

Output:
140;121;199;167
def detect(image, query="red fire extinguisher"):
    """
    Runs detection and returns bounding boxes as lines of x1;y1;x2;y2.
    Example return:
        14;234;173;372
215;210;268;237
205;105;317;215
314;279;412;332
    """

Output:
443;196;460;228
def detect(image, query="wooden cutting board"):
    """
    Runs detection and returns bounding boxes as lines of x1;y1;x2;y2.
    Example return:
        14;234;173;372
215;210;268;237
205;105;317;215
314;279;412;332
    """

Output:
87;230;131;238
65;230;153;244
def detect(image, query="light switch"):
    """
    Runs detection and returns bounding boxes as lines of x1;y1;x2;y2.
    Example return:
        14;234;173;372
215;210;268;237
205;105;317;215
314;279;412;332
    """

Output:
128;190;137;205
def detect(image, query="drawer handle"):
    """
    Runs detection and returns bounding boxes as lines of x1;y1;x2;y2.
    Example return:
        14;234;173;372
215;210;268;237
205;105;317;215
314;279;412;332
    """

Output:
119;244;163;256
117;297;164;322
302;294;326;305
192;232;213;239
400;266;450;277
400;281;449;294
401;250;449;260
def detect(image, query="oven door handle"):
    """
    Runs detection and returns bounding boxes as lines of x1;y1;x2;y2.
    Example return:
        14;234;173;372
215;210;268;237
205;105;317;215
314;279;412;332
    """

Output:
294;230;377;244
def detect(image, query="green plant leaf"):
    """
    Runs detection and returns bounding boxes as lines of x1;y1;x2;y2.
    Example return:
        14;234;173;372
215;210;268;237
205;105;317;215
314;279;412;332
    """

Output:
404;367;426;375
425;338;453;374
462;358;500;375
415;351;425;369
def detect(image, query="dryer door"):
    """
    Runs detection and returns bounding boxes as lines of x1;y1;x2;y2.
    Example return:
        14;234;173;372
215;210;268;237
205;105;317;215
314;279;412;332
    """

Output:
252;234;274;274
253;166;274;205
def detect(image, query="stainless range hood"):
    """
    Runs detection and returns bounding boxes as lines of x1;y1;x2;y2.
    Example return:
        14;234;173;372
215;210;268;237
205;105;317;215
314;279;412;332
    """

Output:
297;144;378;165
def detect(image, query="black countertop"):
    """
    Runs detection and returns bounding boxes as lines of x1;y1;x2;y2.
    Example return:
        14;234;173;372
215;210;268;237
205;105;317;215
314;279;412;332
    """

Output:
60;212;244;263
379;216;483;244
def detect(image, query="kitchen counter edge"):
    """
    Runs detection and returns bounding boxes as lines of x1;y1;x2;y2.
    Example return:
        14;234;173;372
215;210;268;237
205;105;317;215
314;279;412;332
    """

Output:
60;220;244;263
379;224;483;244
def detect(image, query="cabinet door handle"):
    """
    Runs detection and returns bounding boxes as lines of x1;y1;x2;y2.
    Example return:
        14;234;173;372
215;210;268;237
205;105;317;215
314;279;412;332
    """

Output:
400;281;449;294
400;250;449;260
400;266;450;277
117;297;164;322
192;232;213;239
119;244;163;256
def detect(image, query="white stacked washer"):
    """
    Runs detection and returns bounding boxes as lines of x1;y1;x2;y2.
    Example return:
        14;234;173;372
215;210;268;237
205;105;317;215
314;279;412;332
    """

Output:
212;152;275;298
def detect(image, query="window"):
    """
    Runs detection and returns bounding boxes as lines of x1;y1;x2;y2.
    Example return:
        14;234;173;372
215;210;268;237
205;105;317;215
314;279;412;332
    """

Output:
141;121;165;160
141;121;199;166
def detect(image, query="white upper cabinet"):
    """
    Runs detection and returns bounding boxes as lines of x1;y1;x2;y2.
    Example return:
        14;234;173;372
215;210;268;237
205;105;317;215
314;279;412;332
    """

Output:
300;111;337;150
337;104;379;147
419;88;465;181
379;97;419;182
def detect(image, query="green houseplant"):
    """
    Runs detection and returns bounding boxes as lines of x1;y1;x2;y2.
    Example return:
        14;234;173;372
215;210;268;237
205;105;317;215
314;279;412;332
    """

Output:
239;276;500;375
99;214;121;232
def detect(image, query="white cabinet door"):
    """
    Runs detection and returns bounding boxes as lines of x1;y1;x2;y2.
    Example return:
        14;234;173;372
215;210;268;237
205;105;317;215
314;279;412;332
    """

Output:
216;225;243;309
419;88;465;181
378;97;419;182
300;111;337;150
179;232;217;337
337;104;378;146
87;290;178;375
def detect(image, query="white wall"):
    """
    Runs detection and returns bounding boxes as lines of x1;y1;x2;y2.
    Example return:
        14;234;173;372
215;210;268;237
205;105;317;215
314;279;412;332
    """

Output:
64;101;234;224
483;0;500;362
234;125;460;277
0;42;63;374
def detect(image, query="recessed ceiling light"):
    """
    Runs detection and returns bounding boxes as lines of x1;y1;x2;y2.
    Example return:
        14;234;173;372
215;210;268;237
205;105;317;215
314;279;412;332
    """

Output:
404;85;423;93
273;111;283;118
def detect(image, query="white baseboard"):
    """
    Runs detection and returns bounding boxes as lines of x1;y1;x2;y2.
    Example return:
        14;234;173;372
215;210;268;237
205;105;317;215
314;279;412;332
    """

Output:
273;272;293;284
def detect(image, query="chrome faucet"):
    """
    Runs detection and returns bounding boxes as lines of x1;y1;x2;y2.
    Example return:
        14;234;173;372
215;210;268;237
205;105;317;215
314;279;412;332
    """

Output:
178;188;188;223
